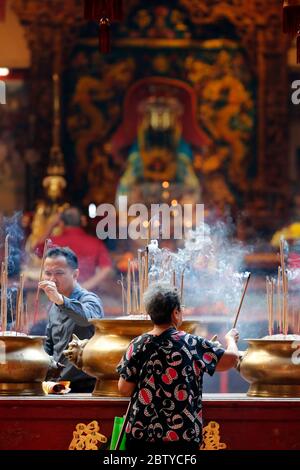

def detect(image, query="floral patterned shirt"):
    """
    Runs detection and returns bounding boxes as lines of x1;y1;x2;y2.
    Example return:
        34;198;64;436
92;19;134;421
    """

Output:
117;327;225;444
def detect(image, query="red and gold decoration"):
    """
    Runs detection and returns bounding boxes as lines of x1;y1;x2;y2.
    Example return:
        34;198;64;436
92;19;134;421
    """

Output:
69;420;107;450
283;0;300;62
84;0;124;52
200;421;227;451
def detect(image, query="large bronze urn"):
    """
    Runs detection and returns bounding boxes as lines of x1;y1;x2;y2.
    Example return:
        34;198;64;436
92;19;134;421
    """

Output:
0;335;51;396
239;338;300;398
67;318;205;397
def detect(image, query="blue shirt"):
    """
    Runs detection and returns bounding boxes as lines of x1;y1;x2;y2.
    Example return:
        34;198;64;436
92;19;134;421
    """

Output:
45;283;104;383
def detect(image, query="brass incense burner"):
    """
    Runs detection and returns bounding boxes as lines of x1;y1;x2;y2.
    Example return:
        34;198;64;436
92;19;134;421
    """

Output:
0;335;51;396
239;338;300;398
66;318;205;397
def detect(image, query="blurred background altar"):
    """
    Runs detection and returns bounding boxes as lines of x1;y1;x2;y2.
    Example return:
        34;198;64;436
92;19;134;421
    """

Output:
0;0;300;392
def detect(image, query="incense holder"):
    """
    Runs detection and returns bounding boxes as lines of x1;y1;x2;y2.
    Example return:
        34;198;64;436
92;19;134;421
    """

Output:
65;318;205;397
0;334;51;396
239;337;300;397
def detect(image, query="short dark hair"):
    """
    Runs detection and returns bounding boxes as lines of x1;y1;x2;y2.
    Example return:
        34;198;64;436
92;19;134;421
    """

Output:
143;283;181;325
45;246;78;270
61;207;81;227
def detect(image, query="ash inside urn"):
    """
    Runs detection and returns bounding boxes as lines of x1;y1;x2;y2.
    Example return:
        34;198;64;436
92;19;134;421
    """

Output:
262;334;300;340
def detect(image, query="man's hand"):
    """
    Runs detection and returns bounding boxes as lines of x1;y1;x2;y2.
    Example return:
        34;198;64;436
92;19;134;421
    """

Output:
39;280;64;305
225;328;239;344
46;356;65;381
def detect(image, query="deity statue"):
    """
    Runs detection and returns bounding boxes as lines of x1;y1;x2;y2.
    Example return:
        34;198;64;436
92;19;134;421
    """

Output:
112;77;210;207
117;96;200;205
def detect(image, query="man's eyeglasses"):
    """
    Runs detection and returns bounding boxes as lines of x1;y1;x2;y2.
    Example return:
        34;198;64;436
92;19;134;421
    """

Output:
44;270;67;277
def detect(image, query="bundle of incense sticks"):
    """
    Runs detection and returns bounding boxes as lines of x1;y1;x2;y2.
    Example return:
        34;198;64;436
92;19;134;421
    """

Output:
126;247;186;315
266;239;289;335
0;235;28;335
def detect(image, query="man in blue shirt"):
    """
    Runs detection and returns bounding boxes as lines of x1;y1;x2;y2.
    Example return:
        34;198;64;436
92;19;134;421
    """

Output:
39;247;104;393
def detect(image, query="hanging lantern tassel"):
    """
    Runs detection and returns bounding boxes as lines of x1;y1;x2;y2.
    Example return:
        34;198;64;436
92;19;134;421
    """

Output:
99;17;111;53
297;31;300;63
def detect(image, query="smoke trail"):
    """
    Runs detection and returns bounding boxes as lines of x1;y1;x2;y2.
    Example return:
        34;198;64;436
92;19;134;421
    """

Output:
150;220;251;316
0;212;24;277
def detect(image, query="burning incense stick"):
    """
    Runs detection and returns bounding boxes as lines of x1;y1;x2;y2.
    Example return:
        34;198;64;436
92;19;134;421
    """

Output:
34;239;50;324
0;235;9;334
277;266;282;333
147;220;151;246
266;277;274;336
280;239;289;335
180;269;185;303
141;256;146;314
24;302;29;334
173;270;176;288
145;247;149;290
232;273;251;328
16;273;25;333
137;250;143;313
131;261;138;314
270;279;274;335
127;259;131;315
118;274;126;316
0;263;6;334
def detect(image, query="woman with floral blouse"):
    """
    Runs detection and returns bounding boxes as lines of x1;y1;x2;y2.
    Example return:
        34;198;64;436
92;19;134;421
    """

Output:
117;283;239;453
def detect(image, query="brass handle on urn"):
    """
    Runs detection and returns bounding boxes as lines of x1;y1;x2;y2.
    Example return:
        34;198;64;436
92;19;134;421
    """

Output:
63;334;89;370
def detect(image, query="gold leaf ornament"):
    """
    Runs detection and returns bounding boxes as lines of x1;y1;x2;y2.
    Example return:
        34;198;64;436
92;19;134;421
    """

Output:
201;421;227;450
69;420;108;450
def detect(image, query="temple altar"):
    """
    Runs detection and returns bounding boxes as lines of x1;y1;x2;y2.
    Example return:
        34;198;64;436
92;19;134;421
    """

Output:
1;394;300;451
